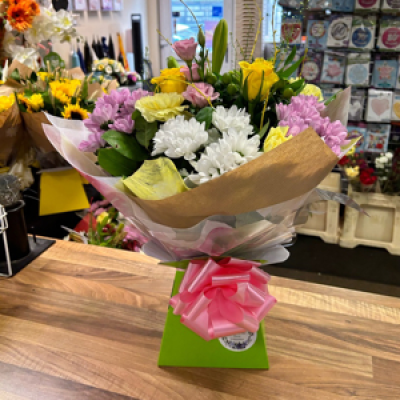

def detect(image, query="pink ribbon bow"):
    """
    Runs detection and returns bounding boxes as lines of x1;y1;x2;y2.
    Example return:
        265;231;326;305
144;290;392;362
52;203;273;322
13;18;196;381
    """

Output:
169;258;277;341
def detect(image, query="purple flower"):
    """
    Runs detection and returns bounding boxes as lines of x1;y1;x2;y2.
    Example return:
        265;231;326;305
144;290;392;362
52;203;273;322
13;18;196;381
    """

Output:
84;103;119;134
79;132;106;152
121;89;152;117
109;115;135;134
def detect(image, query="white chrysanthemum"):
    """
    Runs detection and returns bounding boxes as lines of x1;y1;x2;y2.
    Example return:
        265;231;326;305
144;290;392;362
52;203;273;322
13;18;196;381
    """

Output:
205;128;221;146
152;116;208;161
189;128;262;184
105;66;113;75
212;105;252;134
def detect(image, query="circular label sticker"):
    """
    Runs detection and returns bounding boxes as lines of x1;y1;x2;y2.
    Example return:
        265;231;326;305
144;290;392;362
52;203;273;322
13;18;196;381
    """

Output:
303;60;319;81
382;27;400;49
386;0;400;6
310;21;326;38
358;0;378;7
219;331;257;352
331;21;349;41
348;64;368;85
352;28;372;47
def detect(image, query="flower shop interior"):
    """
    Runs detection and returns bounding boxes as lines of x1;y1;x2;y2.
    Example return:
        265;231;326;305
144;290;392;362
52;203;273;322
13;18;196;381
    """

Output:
1;0;400;398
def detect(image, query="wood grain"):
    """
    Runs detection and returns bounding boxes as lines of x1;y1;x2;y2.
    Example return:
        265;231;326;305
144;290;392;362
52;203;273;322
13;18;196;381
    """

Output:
0;240;399;399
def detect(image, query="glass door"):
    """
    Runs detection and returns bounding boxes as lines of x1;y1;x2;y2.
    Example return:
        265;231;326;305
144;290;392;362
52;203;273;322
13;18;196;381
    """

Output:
159;0;233;73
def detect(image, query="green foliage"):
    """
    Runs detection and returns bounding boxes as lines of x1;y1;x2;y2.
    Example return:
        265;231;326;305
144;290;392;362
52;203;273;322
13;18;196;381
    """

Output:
195;107;214;130
97;148;139;177
167;56;180;69
135;117;158;149
102;130;149;161
212;19;229;75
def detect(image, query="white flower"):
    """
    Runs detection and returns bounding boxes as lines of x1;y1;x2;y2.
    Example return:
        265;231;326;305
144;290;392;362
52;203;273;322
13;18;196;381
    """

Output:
212;105;252;134
54;9;74;31
114;64;121;73
11;46;39;70
3;30;16;54
386;152;393;159
189;128;262;184
152;116;209;161
205;128;221;146
380;156;389;164
105;66;113;75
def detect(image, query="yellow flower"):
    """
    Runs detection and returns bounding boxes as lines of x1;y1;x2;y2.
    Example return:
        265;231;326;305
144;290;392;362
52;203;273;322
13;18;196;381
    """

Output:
99;75;104;82
50;79;81;98
96;212;110;224
98;64;105;71
264;126;292;152
52;89;71;105
0;80;4;85
301;84;324;102
62;103;89;120
18;93;44;112
151;68;187;94
0;94;15;113
37;72;50;81
345;166;359;179
135;92;188;122
239;58;279;101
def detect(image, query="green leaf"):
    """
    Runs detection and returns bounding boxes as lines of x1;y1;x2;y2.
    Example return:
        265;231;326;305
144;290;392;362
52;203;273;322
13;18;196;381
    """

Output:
135;117;158;149
325;89;343;106
258;120;270;139
284;46;297;68
288;78;305;92
10;69;20;82
81;78;89;100
102;130;149;161
195;107;214;130
97;148;139;177
242;74;251;102
132;110;141;121
278;56;305;79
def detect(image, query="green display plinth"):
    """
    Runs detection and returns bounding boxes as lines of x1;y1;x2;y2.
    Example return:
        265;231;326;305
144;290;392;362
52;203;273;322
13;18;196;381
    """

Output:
158;270;269;369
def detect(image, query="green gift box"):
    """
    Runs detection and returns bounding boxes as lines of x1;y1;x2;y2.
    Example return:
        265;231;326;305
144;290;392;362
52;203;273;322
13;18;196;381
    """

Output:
158;270;269;369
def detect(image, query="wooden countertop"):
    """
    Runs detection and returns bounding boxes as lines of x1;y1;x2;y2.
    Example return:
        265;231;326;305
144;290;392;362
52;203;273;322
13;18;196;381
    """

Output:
0;240;399;399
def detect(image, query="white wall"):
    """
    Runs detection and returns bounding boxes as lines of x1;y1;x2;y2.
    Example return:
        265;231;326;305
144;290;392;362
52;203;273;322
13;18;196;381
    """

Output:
53;0;160;74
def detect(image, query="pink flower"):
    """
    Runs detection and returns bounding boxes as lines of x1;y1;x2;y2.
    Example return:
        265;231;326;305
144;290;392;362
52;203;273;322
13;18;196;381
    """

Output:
109;115;135;134
180;63;201;81
182;83;220;108
172;38;198;61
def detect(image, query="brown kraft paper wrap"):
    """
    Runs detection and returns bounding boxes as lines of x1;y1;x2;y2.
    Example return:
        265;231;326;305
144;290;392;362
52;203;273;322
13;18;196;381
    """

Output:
0;102;23;165
20;112;54;153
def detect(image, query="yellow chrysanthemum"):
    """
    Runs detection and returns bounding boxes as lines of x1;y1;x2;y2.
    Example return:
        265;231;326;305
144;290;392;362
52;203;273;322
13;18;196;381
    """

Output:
0;94;15;113
151;68;187;94
239;58;279;101
62;103;89;120
18;93;44;112
98;64;105;71
264;126;292;152
135;93;188;123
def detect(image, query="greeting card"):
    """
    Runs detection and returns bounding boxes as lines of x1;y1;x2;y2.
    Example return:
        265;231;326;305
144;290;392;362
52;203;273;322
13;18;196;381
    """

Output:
320;52;346;84
308;0;333;9
366;89;393;123
101;0;112;10
377;20;400;51
88;0;100;10
74;0;87;11
348;124;367;152
349;90;367;121
365;124;391;153
381;0;400;11
113;0;122;11
396;57;400;89
372;60;398;89
307;20;329;50
278;0;302;7
281;20;302;45
302;51;323;83
391;91;400;121
349;16;376;50
355;0;380;11
332;0;355;11
346;54;370;87
327;15;352;48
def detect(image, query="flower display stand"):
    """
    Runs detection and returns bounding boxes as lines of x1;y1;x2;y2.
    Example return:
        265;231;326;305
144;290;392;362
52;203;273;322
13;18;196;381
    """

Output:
340;192;400;256
296;172;341;244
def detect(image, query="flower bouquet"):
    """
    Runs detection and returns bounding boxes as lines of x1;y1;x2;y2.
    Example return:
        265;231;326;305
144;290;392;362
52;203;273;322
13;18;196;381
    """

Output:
91;58;140;87
42;9;360;369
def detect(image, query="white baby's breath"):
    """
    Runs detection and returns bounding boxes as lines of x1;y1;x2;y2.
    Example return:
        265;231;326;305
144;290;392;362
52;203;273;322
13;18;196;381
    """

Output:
152;116;209;161
189;128;262;185
212;105;252;134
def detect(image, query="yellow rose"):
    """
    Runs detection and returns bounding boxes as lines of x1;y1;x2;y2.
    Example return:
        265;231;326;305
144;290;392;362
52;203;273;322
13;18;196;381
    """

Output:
239;58;279;101
151;68;187;94
135;92;188;122
301;84;324;102
263;126;292;152
345;166;359;179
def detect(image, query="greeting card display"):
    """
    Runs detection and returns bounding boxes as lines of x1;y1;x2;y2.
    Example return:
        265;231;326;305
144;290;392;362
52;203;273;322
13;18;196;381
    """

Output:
74;0;87;11
327;15;352;48
390;125;400;145
391;91;400;121
281;19;302;45
278;0;302;7
372;60;398;89
377;20;400;51
366;89;393;122
332;0;355;12
355;0;380;11
308;20;329;49
346;54;370;87
381;0;400;11
302;51;323;83
349;16;376;50
321;52;346;84
396;58;400;89
349;90;367;121
321;86;341;101
101;0;112;10
365;124;391;153
308;0;333;9
348;124;367;152
88;0;100;10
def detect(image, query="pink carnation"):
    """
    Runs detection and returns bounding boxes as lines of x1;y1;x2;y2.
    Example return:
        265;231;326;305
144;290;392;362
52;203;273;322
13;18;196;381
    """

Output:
182;83;220;108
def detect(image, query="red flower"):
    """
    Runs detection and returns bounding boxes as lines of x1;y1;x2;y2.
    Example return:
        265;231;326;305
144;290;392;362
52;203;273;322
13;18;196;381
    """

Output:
376;144;383;149
338;156;350;166
360;168;377;185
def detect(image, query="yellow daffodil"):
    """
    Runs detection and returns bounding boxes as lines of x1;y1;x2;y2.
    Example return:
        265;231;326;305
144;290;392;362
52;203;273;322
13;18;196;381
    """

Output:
62;103;89;120
135;92;188;122
344;166;359;179
0;94;15;113
151;68;187;94
239;58;279;101
18;93;44;112
264;126;292;152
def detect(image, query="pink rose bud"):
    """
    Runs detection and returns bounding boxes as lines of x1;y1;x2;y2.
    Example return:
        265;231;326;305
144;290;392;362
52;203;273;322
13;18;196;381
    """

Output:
172;38;198;62
180;63;201;81
182;83;220;108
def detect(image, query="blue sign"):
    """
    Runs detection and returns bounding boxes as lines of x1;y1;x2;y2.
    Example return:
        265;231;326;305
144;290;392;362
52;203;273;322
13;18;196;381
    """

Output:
212;6;223;17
